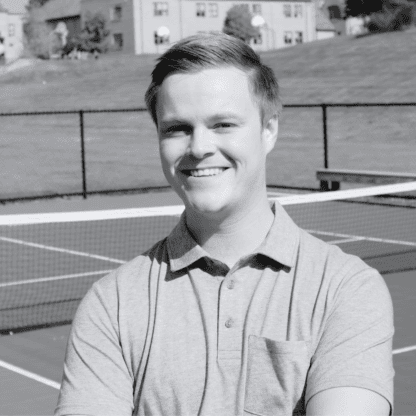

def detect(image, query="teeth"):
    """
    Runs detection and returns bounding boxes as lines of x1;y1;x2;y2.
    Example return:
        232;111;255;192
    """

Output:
189;168;226;177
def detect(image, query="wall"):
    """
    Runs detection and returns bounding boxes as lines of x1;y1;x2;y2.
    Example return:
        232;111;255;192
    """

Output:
316;29;335;39
0;12;25;63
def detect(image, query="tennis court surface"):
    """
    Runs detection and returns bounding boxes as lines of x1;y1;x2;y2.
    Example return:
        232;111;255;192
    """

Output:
0;184;415;415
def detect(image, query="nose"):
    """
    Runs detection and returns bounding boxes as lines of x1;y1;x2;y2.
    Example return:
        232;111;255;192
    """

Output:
187;126;216;159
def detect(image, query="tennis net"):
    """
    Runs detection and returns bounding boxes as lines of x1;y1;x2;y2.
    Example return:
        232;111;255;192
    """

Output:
1;182;415;335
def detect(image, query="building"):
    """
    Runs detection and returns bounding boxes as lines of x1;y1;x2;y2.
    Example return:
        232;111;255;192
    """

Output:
34;0;319;54
314;0;345;35
315;6;336;39
34;0;82;40
78;0;316;54
0;0;29;63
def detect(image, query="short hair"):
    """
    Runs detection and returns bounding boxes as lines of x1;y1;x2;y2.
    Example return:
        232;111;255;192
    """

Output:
144;32;282;127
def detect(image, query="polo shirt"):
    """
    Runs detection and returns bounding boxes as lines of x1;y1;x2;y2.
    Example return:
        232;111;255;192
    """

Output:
55;202;394;416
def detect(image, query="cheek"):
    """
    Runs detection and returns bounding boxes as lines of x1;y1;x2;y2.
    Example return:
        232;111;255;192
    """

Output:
159;140;187;169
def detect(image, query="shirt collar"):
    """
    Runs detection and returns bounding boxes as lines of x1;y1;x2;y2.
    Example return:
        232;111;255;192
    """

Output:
166;202;300;272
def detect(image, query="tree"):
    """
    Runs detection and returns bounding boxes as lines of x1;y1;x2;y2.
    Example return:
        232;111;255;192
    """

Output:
26;0;51;11
345;0;383;17
223;5;260;44
23;9;53;59
75;12;110;54
367;0;415;32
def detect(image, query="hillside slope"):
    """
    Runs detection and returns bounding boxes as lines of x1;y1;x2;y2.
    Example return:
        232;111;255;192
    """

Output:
1;28;416;112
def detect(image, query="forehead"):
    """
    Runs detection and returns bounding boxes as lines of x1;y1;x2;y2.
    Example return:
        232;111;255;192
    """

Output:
156;67;258;122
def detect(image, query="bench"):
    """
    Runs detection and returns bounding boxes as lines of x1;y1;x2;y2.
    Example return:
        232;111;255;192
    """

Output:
316;169;416;191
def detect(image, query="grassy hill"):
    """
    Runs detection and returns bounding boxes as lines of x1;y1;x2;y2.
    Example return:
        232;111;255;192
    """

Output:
1;28;416;113
1;30;415;198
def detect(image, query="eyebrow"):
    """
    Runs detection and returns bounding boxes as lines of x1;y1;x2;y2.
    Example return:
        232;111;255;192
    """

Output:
160;113;243;127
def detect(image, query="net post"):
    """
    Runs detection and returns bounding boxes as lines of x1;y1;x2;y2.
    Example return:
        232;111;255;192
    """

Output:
322;104;329;169
79;110;87;199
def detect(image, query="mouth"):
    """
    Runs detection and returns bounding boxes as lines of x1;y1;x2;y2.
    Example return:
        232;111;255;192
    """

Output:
181;167;229;178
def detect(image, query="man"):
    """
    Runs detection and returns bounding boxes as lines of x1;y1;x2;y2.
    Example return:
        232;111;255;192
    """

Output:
55;33;394;415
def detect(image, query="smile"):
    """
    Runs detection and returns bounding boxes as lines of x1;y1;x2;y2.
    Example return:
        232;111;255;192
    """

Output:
183;168;228;177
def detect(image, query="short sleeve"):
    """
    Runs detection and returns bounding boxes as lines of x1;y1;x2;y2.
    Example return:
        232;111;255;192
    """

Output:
54;273;134;416
305;267;395;413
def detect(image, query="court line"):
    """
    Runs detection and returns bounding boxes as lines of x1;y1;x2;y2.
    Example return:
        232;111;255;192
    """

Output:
393;345;416;355
0;236;126;264
0;270;116;288
327;237;366;245
0;359;60;390
306;230;416;248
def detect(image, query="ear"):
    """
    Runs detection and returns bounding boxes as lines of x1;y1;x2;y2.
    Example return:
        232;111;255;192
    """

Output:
262;114;278;155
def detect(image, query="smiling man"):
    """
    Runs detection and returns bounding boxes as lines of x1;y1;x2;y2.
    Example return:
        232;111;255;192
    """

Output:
55;33;394;416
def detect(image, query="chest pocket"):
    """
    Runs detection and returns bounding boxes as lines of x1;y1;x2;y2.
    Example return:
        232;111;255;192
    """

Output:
244;335;311;416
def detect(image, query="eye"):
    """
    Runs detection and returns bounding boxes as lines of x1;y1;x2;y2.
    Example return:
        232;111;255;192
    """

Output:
162;125;191;136
214;123;235;130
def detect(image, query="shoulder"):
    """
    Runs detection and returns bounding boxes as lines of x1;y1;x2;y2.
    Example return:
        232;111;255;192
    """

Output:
78;237;169;315
296;228;392;315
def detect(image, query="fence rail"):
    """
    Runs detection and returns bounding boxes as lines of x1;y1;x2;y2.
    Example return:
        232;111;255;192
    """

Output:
1;103;415;204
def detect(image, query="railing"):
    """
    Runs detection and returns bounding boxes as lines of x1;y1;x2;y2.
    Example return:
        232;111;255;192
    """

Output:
1;103;415;203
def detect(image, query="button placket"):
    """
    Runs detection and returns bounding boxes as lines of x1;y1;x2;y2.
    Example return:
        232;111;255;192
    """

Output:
218;271;242;359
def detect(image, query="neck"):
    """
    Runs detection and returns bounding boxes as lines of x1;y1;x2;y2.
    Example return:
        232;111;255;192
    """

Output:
185;197;274;268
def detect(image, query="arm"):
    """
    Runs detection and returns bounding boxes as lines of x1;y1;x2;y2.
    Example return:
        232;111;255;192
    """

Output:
307;387;391;415
305;266;394;415
55;273;134;416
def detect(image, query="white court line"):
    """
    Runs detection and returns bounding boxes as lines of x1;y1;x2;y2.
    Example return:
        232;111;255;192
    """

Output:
327;237;366;245
306;230;416;248
393;345;416;355
0;236;126;264
0;359;60;390
267;192;292;197
0;270;115;288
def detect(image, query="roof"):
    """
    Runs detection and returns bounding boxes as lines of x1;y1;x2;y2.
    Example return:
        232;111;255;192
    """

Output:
0;0;29;15
316;7;336;31
40;0;81;20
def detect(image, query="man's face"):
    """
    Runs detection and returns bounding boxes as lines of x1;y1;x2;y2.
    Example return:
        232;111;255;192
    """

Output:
156;66;277;217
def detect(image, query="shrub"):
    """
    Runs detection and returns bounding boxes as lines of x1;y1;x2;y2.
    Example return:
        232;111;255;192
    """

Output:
23;15;53;59
223;5;260;44
76;12;110;54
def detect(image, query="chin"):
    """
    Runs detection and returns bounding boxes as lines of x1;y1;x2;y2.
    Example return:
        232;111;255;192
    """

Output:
183;194;228;216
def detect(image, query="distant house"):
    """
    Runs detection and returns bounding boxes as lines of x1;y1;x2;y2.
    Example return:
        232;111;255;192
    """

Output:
79;0;318;54
315;6;337;39
33;0;81;40
0;0;29;63
314;0;345;35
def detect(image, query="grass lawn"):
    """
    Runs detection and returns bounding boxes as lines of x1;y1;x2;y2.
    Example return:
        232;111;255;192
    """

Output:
1;29;416;199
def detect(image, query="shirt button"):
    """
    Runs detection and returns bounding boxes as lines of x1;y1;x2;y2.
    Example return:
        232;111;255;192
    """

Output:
225;318;234;328
227;280;235;290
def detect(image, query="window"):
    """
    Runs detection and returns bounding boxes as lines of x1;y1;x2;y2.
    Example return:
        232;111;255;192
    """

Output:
294;4;303;18
284;31;293;44
233;3;249;11
154;31;169;45
196;3;206;17
283;4;291;17
8;23;15;37
113;33;123;50
208;3;218;17
252;4;262;14
110;5;122;21
253;33;262;44
154;2;168;16
295;31;303;44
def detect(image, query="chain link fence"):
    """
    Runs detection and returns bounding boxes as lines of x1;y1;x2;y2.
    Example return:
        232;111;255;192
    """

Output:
1;103;415;202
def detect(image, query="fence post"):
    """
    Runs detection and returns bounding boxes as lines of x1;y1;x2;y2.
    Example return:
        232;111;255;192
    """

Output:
79;110;87;199
322;104;329;169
